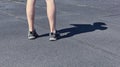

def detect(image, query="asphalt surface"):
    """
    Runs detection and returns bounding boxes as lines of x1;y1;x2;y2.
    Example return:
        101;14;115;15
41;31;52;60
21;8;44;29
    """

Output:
0;0;120;67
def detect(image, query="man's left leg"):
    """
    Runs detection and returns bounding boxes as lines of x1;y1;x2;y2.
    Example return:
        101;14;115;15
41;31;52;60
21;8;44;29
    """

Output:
46;0;59;41
46;0;56;33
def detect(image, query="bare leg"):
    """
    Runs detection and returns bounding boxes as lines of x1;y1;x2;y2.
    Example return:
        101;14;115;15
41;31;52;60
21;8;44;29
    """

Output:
26;0;36;32
46;0;56;33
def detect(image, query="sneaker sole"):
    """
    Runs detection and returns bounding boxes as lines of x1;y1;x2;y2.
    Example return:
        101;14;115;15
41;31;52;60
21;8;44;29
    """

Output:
28;37;36;40
49;38;57;41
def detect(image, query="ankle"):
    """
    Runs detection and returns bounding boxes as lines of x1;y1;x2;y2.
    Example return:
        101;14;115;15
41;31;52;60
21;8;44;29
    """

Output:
29;29;36;32
50;30;56;33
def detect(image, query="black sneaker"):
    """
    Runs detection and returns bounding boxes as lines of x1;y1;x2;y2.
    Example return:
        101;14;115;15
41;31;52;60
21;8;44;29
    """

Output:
28;30;39;40
49;32;59;41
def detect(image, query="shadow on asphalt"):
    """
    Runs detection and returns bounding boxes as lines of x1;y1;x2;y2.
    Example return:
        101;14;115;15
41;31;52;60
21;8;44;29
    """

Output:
37;22;108;40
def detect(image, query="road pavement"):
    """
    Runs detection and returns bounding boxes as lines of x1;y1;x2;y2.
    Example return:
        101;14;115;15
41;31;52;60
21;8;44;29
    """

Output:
0;0;120;67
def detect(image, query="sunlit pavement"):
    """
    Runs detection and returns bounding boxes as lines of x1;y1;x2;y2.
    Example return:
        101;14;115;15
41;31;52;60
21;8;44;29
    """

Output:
0;0;120;67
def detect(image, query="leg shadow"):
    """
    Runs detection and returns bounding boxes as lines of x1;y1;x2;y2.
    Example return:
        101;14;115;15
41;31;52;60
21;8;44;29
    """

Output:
58;22;108;39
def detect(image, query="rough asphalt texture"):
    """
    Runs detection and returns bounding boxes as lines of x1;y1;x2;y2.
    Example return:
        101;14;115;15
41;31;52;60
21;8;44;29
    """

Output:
0;0;120;67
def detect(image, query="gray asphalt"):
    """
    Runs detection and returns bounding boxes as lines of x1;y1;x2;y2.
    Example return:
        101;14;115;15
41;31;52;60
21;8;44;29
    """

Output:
0;0;120;67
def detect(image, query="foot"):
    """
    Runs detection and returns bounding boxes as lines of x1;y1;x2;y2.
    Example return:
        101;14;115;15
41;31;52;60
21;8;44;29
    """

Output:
49;32;59;41
28;30;39;40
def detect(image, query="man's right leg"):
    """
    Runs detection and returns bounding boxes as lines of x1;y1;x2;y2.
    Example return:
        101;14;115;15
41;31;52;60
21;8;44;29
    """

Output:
26;0;36;32
26;0;38;40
